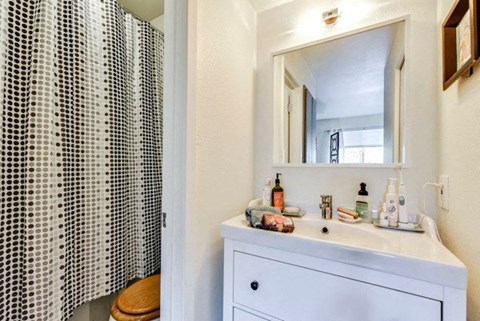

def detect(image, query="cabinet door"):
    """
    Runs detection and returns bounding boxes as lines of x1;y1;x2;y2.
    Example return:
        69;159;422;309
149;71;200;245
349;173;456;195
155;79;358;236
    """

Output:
234;308;270;321
234;252;441;321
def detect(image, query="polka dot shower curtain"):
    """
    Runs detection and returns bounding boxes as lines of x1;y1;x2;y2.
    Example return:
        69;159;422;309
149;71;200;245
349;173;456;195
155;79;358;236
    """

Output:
0;1;163;320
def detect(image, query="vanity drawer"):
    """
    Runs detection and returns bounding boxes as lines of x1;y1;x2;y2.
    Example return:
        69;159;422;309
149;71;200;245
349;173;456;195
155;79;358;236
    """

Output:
233;251;441;321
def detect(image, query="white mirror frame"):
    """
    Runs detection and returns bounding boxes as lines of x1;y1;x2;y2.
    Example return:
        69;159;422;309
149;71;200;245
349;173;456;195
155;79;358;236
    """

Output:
272;16;410;169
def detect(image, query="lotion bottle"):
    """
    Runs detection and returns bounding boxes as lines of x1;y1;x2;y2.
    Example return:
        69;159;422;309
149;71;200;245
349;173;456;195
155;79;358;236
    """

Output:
380;203;389;226
261;178;273;206
386;178;399;227
271;173;284;211
398;176;409;224
355;182;371;222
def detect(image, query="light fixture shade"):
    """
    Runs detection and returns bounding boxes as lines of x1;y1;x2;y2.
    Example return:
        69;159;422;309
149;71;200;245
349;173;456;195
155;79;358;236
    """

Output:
323;8;339;25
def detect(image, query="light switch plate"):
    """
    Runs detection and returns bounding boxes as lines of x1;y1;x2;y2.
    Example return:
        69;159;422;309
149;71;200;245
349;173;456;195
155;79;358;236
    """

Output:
439;175;449;210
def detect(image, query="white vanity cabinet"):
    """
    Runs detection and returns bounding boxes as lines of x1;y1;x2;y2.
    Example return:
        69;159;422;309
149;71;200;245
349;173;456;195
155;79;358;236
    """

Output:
222;215;467;321
234;308;269;321
231;251;439;321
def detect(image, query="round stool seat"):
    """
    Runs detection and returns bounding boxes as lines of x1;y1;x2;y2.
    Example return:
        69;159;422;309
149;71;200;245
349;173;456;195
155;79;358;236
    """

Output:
110;274;161;321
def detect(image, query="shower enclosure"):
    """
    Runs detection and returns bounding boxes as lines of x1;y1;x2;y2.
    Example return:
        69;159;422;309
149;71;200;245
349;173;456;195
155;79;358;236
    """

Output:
0;1;163;320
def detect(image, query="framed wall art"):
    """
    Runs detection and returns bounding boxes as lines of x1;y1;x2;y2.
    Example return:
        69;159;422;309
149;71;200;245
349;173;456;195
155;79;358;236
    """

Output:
442;0;478;90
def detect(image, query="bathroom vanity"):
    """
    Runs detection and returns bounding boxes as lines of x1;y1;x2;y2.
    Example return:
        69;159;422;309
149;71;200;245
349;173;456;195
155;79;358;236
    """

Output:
221;214;466;321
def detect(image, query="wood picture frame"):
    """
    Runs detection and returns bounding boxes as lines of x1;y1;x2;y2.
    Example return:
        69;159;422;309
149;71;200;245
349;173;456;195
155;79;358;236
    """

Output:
442;0;475;90
473;0;480;61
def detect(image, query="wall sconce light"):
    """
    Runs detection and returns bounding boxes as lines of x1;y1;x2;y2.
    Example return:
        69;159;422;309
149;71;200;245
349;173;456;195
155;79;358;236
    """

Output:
322;8;339;26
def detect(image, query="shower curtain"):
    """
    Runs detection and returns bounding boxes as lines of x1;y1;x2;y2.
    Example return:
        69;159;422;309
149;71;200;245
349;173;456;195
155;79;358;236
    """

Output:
0;1;163;320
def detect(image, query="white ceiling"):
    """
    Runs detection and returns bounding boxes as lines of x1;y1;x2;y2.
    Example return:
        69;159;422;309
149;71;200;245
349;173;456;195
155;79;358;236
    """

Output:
287;22;404;120
117;0;164;21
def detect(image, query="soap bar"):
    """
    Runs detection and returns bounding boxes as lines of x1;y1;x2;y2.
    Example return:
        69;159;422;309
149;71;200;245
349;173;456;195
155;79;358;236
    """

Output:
337;207;359;218
262;214;295;233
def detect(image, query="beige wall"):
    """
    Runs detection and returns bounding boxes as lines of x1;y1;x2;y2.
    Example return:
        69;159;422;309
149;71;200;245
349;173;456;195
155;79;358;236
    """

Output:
184;0;257;320
437;1;480;320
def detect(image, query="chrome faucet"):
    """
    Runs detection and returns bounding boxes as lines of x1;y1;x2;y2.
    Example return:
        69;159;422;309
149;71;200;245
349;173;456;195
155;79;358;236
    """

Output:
320;195;333;220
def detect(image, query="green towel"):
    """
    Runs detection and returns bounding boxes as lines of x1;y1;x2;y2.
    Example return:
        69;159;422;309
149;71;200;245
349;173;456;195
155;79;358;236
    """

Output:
245;206;281;229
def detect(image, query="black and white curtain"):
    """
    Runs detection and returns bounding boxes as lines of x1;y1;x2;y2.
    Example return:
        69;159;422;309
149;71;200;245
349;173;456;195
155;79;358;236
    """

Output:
0;1;163;320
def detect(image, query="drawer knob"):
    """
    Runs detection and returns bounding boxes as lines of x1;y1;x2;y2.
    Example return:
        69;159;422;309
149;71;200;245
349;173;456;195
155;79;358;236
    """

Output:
250;281;259;291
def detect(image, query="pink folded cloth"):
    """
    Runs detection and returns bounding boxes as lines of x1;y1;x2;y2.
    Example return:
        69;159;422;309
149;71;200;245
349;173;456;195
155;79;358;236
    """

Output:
262;214;295;233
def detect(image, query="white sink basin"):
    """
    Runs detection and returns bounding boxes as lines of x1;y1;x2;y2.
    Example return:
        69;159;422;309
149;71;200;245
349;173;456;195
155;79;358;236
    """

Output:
293;216;389;250
221;213;466;290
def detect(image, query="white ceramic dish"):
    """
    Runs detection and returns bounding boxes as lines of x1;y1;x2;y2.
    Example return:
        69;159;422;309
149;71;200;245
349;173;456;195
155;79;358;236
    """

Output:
338;216;362;224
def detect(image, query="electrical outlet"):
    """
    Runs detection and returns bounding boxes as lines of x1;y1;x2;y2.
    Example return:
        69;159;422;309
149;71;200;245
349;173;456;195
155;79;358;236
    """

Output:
439;175;449;210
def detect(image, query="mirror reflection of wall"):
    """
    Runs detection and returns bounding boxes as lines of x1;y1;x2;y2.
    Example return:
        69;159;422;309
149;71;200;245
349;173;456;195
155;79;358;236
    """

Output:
274;21;406;165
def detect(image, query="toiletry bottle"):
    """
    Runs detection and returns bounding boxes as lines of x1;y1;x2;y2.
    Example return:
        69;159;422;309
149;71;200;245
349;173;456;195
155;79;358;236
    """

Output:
355;182;371;222
271;173;284;212
386;178;399;227
262;178;273;206
398;176;409;224
371;209;379;222
380;203;389;226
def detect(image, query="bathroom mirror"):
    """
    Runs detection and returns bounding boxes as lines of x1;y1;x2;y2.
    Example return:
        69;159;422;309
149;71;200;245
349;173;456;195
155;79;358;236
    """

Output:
273;21;406;165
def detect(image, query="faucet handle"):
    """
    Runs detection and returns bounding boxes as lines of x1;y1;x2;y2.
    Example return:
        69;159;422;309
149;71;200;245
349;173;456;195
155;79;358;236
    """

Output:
320;195;333;219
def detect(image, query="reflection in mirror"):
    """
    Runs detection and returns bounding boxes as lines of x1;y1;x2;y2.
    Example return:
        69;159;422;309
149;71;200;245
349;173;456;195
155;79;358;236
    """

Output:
273;21;406;165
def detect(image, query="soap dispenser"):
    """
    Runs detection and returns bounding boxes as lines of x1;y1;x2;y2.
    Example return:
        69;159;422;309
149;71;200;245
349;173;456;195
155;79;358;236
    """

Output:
355;182;371;222
271;173;284;211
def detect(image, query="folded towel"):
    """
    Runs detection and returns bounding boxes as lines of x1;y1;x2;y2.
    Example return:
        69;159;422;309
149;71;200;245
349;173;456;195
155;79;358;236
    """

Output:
245;206;294;233
245;206;281;228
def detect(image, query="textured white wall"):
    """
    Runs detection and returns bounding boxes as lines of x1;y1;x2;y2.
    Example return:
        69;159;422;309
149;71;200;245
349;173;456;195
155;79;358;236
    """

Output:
185;0;257;320
255;0;438;216
437;1;480;320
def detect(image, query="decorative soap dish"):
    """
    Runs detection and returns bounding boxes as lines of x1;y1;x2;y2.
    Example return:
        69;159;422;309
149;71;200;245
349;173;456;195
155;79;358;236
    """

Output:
373;221;425;233
338;216;362;224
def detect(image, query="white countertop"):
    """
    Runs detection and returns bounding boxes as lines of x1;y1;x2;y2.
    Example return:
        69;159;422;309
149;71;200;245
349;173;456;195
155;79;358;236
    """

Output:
221;213;467;290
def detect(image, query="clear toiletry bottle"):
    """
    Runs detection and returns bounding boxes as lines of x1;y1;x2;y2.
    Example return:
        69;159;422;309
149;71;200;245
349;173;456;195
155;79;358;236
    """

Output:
271;173;284;211
355;182;371;222
380;203;389;226
371;209;379;223
262;178;273;206
398;175;409;224
386;178;399;227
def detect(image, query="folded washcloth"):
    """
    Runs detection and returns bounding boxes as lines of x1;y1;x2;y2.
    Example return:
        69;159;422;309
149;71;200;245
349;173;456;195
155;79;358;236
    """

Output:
245;206;294;233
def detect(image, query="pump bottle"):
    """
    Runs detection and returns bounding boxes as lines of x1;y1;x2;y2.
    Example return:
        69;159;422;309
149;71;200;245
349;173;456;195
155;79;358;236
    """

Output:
271;173;284;211
355;182;371;222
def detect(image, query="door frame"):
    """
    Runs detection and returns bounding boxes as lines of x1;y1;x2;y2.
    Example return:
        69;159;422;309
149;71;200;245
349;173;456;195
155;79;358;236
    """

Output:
161;0;192;320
